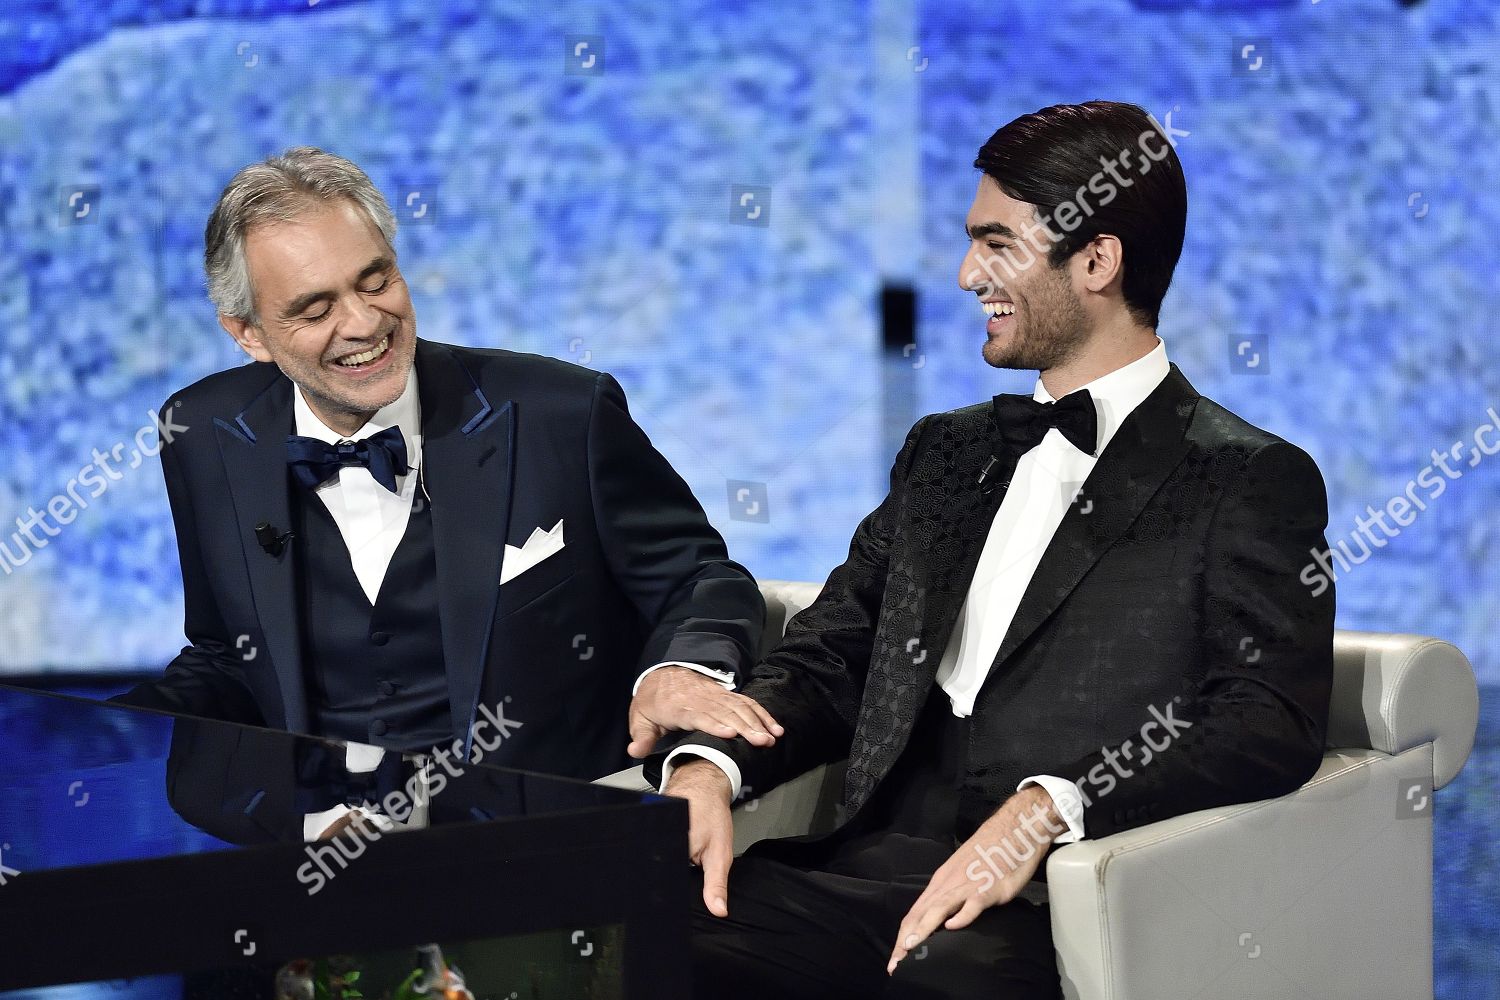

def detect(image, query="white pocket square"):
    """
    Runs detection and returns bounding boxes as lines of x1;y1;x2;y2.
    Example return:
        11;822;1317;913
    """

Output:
500;518;565;586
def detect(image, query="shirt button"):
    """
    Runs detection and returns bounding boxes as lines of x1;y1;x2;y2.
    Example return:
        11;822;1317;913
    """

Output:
370;720;388;737
370;632;391;646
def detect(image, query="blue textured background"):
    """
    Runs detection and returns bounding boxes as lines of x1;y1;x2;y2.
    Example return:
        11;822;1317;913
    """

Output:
0;0;1494;995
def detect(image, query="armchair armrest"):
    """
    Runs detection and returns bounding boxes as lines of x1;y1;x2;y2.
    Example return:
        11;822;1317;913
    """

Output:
594;761;845;856
1045;744;1435;1000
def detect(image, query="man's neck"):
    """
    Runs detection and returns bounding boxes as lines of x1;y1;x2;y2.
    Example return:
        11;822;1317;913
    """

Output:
302;390;375;438
1039;322;1160;399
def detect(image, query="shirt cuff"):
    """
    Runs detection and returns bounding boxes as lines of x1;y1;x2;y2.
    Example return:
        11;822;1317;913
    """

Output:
301;804;398;841
1017;774;1086;843
660;744;743;801
632;660;737;696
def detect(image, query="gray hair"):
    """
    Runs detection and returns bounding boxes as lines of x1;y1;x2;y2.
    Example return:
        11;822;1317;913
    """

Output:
204;146;398;322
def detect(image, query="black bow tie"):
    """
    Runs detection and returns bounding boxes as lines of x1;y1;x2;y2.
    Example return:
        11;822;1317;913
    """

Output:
286;425;410;493
992;389;1098;458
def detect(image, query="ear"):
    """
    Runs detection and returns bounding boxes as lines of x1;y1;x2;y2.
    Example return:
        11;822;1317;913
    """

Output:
219;314;273;364
1076;234;1125;296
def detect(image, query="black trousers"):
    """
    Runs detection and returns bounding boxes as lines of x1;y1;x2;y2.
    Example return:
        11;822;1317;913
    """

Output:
687;833;1062;1000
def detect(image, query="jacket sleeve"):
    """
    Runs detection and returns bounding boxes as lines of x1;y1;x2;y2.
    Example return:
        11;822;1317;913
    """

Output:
1049;441;1336;838
110;402;264;725
586;373;765;685
644;415;932;795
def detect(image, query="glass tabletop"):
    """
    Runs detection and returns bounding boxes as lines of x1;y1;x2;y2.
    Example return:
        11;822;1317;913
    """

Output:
0;683;654;879
0;684;689;998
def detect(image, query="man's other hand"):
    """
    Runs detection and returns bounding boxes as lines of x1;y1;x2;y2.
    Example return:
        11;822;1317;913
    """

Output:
663;757;736;918
627;665;783;758
887;785;1065;974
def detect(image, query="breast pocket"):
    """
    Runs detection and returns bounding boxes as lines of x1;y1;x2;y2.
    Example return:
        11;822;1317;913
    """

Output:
496;545;578;619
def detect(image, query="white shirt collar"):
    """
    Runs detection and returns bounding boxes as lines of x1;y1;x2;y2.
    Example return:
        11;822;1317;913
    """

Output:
1034;336;1169;457
292;366;422;472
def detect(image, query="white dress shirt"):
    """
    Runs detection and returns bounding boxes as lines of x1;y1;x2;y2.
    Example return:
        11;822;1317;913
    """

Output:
663;339;1172;845
292;368;425;604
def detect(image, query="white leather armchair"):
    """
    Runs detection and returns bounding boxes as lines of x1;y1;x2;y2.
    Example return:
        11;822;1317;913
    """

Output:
598;580;1480;1000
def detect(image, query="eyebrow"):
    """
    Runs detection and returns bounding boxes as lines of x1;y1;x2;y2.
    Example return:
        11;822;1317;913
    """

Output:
278;255;395;320
965;222;1018;241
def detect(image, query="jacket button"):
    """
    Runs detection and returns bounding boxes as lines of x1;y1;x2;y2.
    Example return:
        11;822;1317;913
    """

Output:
370;632;391;646
378;680;397;697
370;720;388;737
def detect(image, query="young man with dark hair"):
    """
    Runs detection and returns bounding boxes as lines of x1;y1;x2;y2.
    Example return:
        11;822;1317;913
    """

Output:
647;101;1335;998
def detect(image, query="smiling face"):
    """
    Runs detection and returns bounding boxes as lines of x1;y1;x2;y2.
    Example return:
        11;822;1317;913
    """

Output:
958;176;1091;373
220;198;416;435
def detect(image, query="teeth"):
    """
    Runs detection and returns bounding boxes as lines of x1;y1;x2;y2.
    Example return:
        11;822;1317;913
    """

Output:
981;301;1016;318
336;336;389;367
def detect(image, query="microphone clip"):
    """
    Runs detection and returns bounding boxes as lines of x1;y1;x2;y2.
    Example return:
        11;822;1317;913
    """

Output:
976;455;1008;496
254;521;294;557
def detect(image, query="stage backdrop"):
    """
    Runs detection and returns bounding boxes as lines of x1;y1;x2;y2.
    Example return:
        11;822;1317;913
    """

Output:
0;1;1496;993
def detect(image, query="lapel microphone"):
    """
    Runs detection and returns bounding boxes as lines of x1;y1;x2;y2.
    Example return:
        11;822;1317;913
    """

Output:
254;521;294;557
976;455;1007;495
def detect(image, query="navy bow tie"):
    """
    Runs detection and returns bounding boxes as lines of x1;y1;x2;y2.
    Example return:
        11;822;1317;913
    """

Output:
992;389;1098;458
286;425;410;493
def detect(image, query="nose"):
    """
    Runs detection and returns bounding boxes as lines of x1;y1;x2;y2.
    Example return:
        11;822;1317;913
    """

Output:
342;292;384;340
959;243;998;298
958;243;979;291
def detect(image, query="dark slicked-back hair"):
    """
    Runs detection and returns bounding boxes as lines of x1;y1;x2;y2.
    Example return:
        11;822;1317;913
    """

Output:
974;100;1187;328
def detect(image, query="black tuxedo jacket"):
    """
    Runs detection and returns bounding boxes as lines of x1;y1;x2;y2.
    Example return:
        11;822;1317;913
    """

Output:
647;364;1335;840
121;338;764;780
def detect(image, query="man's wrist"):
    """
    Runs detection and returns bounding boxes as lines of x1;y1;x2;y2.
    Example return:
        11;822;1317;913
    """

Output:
1010;785;1067;845
665;757;732;801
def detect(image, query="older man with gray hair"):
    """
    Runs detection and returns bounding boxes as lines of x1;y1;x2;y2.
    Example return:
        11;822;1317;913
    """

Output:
117;147;773;802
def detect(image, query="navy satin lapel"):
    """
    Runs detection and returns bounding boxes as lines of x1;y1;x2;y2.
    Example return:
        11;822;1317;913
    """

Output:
415;340;515;760
213;372;306;733
985;366;1199;680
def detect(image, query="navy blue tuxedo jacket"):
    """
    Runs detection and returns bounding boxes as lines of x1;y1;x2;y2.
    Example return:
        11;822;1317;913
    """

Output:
121;338;764;780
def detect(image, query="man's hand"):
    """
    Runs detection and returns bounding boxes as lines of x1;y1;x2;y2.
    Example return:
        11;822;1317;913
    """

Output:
663;757;736;918
886;785;1065;975
627;665;784;758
